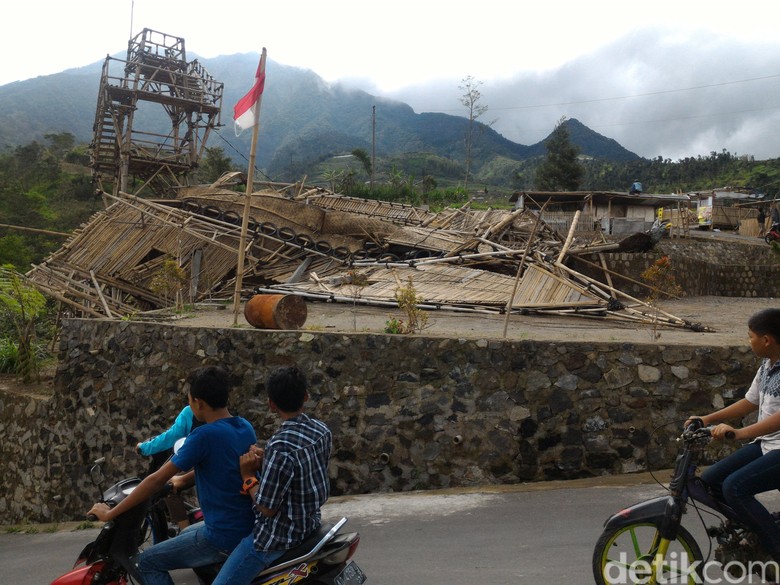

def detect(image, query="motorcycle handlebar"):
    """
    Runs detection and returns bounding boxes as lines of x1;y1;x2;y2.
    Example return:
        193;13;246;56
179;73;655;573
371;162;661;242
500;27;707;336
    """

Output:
86;513;98;522
684;423;736;440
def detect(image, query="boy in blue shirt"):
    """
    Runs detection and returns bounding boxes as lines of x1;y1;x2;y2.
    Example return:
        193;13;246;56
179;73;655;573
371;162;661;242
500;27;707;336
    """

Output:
88;365;256;585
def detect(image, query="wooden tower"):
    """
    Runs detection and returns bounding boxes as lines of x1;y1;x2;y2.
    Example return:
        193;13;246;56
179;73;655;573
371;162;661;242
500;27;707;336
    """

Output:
90;28;223;202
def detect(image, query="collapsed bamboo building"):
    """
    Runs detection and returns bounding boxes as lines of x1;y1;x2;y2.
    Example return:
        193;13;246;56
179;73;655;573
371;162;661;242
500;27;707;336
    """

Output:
25;176;708;332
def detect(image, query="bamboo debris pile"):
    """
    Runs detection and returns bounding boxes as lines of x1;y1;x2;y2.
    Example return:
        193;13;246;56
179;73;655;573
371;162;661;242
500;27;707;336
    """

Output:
24;181;709;332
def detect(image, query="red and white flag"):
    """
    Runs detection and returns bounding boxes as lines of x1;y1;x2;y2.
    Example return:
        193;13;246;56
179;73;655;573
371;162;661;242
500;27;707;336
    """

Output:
233;49;266;134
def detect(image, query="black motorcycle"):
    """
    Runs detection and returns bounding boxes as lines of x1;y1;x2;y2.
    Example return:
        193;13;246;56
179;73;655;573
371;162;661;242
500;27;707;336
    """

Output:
51;456;367;585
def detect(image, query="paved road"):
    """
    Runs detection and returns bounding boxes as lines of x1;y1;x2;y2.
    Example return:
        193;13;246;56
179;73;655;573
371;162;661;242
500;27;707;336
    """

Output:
0;474;693;585
7;472;780;585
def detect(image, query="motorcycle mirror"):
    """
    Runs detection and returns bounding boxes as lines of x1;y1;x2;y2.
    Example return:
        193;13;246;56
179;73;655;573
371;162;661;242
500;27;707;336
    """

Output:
89;458;106;490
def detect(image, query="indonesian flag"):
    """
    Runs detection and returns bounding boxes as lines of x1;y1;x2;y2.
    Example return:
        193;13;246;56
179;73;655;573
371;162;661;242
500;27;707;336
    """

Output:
233;49;266;134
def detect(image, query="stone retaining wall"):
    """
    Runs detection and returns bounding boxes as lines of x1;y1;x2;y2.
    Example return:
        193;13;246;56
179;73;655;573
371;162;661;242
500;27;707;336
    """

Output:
0;318;759;524
575;239;780;298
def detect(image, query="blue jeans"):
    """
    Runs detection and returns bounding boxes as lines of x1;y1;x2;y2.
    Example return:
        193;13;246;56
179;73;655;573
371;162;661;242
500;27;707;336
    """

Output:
133;523;230;585
212;532;285;585
701;441;780;560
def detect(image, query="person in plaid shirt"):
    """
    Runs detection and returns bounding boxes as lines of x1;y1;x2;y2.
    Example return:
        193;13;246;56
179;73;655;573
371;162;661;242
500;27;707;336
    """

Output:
213;365;332;585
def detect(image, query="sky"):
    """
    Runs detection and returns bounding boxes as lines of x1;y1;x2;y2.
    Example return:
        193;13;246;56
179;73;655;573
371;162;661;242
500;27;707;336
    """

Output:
3;0;780;161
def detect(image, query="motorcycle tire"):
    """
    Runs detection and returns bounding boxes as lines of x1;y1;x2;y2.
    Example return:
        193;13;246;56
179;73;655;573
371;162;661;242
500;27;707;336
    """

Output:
592;521;703;585
765;234;775;244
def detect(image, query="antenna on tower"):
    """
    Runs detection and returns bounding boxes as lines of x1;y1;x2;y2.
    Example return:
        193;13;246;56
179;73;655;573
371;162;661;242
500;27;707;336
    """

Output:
129;0;135;39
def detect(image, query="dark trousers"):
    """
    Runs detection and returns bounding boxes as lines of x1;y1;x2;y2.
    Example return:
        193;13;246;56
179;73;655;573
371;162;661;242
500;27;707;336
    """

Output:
701;441;780;560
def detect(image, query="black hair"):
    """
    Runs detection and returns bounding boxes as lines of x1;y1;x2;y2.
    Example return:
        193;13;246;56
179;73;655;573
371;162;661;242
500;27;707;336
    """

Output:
187;365;231;409
265;366;307;413
748;308;780;342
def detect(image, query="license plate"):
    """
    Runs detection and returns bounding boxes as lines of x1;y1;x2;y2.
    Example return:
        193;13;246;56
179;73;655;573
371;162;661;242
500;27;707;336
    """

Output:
333;561;366;585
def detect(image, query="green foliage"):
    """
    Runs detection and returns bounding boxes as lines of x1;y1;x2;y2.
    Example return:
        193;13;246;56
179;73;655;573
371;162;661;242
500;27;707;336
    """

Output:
535;117;584;191
0;134;98;269
0;265;48;382
195;147;237;184
392;277;429;334
149;259;188;310
384;317;404;334
351;148;372;177
0;337;19;373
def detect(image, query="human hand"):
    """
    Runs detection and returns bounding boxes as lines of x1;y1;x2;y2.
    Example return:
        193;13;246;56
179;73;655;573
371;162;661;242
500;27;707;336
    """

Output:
683;416;705;430
710;424;737;440
87;502;112;522
169;475;188;494
239;446;264;476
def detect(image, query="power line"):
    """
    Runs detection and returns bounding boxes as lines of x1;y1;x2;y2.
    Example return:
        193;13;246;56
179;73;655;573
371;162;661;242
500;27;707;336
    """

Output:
438;73;780;113
494;73;780;110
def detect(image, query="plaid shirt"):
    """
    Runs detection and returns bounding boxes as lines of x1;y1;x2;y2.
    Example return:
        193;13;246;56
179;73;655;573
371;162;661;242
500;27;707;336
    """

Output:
253;413;332;550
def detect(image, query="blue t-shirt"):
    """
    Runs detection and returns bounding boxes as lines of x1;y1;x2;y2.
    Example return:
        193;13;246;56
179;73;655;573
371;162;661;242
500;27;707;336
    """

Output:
172;416;257;551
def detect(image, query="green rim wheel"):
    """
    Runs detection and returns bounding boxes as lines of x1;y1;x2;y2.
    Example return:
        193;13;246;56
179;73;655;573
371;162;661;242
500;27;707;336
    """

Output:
592;522;702;585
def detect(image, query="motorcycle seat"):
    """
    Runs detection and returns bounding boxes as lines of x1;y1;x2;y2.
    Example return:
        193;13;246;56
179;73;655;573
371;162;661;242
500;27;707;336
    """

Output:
271;522;335;566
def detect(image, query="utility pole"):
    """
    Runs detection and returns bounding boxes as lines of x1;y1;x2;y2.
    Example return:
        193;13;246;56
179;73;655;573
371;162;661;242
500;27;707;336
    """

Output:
371;105;376;190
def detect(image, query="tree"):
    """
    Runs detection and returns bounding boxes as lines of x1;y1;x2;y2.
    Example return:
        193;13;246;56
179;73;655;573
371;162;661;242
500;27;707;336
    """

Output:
195;147;235;184
44;132;76;160
459;76;489;191
535;117;583;191
351;148;372;179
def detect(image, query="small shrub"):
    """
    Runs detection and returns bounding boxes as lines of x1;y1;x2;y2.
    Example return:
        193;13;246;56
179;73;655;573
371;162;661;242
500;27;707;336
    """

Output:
640;256;683;303
384;318;404;334
0;337;19;373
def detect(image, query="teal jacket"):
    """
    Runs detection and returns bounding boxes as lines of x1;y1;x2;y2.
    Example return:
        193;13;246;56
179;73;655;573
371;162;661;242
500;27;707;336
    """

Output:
138;405;194;456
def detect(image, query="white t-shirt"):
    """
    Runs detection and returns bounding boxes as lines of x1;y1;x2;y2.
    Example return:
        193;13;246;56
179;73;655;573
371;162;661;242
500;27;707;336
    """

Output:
744;358;780;453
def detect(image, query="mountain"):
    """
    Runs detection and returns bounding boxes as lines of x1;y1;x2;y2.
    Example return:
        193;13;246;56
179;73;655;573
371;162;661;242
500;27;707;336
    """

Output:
0;53;640;184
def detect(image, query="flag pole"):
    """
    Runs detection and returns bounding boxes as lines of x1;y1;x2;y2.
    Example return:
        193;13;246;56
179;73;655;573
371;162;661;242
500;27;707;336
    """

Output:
232;48;267;326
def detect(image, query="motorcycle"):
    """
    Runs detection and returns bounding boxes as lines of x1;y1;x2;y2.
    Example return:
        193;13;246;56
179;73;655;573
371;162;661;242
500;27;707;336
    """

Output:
51;456;367;585
592;420;780;585
765;223;780;244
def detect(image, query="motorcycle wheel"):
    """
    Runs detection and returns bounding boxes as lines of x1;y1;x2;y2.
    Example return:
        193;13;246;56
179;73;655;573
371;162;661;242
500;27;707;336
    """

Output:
592;522;703;585
765;234;775;244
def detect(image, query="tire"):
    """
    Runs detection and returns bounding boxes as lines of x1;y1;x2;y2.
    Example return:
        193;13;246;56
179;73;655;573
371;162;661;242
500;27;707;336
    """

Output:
259;222;277;236
202;205;222;220
332;246;351;261
221;210;241;225
766;234;775;244
277;226;297;241
295;233;314;248
592;522;703;585
314;240;333;254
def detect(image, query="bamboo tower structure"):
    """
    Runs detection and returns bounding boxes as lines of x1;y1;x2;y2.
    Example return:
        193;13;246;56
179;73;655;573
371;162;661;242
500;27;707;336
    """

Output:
90;28;223;202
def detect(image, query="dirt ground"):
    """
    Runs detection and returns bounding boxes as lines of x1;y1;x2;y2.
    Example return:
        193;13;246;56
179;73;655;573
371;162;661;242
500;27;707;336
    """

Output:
175;295;773;347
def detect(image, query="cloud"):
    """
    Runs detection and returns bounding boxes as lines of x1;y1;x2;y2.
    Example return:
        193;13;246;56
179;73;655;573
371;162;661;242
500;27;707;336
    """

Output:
387;28;780;161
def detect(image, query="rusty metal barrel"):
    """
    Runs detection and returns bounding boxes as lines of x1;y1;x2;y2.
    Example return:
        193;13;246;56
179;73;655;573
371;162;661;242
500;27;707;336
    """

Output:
243;294;307;330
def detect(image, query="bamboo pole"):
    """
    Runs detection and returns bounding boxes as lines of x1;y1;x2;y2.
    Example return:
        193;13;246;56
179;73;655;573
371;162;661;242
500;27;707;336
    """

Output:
0;223;71;237
90;270;114;318
233;48;267;326
503;204;547;338
556;209;580;265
